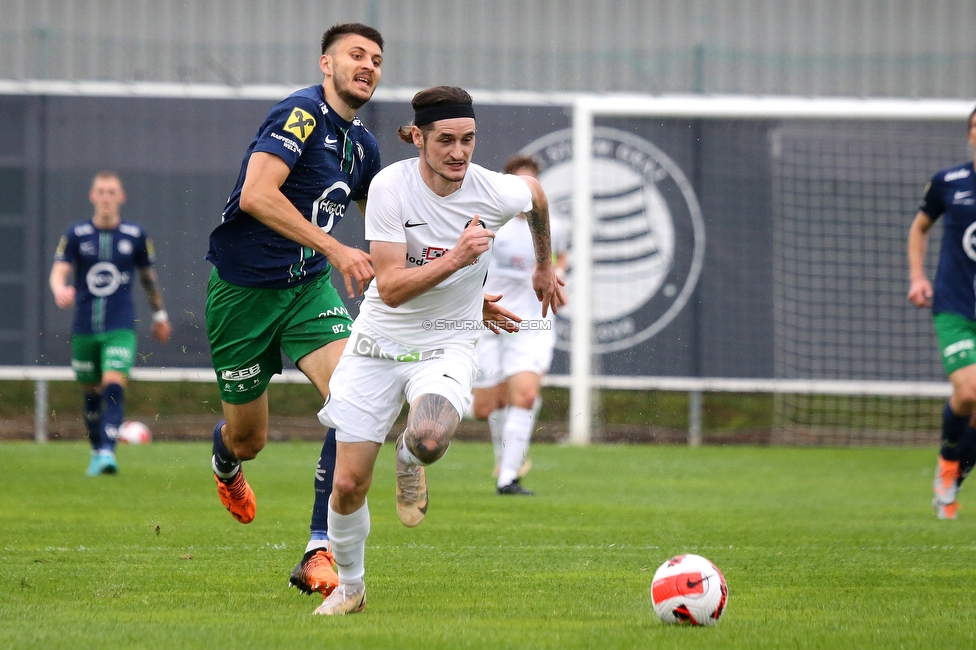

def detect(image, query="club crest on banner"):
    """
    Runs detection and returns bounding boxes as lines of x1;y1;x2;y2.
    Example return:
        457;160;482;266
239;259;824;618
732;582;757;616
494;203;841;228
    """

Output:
521;127;705;353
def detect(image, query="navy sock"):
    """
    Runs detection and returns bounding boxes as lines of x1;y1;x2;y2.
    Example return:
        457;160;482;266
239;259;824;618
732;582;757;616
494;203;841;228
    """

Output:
309;427;336;536
100;384;124;453
211;419;239;474
958;425;976;485
83;392;102;451
940;403;969;461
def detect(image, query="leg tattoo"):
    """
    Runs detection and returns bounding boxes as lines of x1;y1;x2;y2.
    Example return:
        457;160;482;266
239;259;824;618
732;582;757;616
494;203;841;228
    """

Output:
405;394;459;464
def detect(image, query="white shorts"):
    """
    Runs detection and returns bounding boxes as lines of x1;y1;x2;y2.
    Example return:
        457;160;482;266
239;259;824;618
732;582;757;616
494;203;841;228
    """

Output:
473;325;556;389
319;328;477;444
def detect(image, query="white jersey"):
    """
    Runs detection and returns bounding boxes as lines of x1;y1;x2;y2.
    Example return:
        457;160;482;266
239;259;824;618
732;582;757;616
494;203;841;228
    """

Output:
484;215;567;320
357;158;533;349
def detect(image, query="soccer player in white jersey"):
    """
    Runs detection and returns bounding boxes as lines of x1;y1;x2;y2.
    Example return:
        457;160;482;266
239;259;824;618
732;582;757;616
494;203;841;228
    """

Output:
313;86;565;615
472;154;569;495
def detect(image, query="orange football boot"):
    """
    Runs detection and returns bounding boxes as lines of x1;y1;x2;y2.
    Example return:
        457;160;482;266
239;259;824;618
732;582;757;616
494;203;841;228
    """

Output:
214;469;256;524
289;548;339;597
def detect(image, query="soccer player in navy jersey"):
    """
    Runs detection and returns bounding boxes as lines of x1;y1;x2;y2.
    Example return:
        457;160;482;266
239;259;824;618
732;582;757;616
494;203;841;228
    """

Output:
204;23;382;601
50;171;171;476
908;105;976;519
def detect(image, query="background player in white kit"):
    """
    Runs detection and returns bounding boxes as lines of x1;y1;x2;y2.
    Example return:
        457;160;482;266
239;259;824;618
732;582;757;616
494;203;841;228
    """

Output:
472;154;568;495
314;86;564;615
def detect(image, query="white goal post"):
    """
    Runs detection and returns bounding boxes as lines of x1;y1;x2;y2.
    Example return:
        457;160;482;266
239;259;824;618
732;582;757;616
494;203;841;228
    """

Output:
568;94;973;445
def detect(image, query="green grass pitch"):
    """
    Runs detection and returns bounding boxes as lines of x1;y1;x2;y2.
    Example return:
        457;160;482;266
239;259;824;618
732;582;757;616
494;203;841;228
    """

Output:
2;441;975;649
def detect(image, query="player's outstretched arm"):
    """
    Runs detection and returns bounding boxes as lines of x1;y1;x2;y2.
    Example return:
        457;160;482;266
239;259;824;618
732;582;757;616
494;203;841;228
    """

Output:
907;210;934;308
241;152;373;297
520;176;566;317
49;261;75;309
371;215;494;308
483;293;521;334
138;266;171;343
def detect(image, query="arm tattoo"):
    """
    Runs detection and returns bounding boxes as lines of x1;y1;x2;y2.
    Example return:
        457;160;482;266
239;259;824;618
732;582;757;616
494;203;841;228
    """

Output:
138;267;165;312
406;393;459;463
526;207;553;265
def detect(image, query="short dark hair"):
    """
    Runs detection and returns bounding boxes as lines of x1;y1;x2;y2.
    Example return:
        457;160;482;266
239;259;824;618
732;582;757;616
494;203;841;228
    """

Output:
321;23;384;55
397;86;474;143
92;170;123;189
503;154;540;176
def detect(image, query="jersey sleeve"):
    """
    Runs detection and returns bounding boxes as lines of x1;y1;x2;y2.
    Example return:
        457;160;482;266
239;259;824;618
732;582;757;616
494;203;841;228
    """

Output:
497;173;534;220
919;172;945;220
364;169;406;244
351;135;381;202
54;229;78;264
251;96;322;169
134;232;154;268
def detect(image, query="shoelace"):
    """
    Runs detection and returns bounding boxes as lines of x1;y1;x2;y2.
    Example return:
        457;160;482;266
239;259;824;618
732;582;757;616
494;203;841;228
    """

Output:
396;464;420;501
227;473;249;499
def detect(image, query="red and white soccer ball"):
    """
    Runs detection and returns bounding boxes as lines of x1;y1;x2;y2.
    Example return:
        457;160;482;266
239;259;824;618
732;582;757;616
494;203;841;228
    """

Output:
651;554;728;626
118;420;152;444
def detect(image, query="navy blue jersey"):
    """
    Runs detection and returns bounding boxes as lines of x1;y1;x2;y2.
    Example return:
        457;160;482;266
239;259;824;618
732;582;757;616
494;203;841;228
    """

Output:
207;84;381;288
55;220;154;334
920;161;976;318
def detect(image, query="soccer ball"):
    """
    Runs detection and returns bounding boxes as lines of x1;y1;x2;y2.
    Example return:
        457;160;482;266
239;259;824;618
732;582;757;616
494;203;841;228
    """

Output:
650;554;728;626
118;421;152;444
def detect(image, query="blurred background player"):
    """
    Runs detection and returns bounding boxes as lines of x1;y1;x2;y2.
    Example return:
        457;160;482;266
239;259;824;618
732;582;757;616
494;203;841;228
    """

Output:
907;105;976;519
316;86;564;615
49;171;171;476
203;23;383;600
471;154;568;495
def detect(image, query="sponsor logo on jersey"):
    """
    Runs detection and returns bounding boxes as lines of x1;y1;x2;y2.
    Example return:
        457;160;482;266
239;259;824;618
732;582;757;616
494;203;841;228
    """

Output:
406;246;449;267
221;363;261;381
324;134;338;152
284;107;316;142
521;127;705;353
72;359;95;373
963;222;976;262
945;168;971;182
319;103;329;115
117;239;133;255
119;224;141;237
954;189;975;205
86;262;129;297
352;332;444;362
312;181;352;233
75;224;95;236
55;236;69;258
318;306;350;319
945;339;975;357
79;241;96;256
356;142;365;161
271;132;302;154
105;346;133;360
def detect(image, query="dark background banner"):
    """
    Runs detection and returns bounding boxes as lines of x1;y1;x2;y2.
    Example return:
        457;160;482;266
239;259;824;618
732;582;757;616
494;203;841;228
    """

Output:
0;94;949;381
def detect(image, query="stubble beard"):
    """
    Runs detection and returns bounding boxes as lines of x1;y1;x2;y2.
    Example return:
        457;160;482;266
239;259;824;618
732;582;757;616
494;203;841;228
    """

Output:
332;71;371;111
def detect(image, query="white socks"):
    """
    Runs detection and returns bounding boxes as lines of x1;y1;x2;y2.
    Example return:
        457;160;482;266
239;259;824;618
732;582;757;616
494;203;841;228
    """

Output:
327;500;371;585
398;437;425;466
488;406;509;466
497;406;534;488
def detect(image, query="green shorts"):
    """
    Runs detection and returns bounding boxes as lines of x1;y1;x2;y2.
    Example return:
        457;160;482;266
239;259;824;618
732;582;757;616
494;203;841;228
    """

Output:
71;329;137;385
934;312;976;375
206;267;353;404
